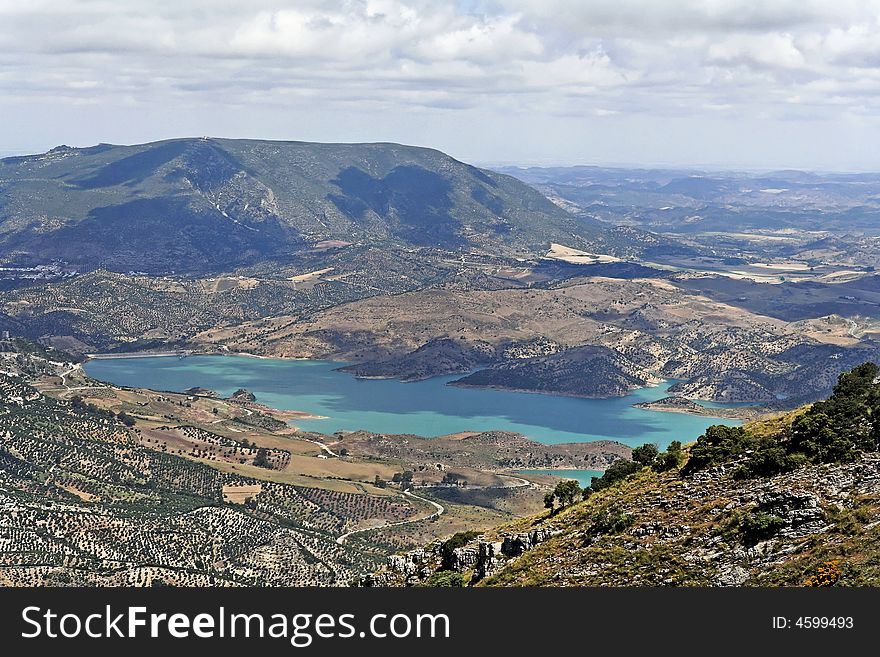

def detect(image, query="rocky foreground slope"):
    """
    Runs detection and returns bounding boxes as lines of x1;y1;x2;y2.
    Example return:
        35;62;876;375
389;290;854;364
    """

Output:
366;364;880;587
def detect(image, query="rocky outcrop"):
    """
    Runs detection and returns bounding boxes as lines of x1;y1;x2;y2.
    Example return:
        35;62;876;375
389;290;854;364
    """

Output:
754;491;827;539
501;528;556;557
182;386;216;397
631;522;690;539
364;526;558;586
360;549;434;586
228;388;257;402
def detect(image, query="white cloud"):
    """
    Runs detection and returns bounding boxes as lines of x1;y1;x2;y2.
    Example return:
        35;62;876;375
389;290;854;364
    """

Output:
2;0;880;169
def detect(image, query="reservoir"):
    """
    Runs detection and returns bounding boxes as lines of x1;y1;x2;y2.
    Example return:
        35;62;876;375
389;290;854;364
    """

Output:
516;470;605;488
84;355;739;448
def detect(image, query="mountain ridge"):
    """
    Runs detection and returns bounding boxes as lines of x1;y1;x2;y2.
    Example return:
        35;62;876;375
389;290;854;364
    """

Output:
0;137;627;273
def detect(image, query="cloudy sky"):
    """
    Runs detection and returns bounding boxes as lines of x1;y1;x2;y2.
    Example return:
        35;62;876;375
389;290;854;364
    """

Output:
2;0;880;170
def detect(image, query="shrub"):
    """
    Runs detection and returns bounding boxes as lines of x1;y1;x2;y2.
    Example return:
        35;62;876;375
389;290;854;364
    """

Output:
733;442;804;479
422;570;464;587
590;459;640;491
439;531;479;569
589;505;634;535
681;425;754;474
804;560;842;587
724;511;786;547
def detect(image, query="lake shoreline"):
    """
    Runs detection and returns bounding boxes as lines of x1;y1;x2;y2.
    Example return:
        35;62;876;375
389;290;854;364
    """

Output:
83;353;744;447
84;349;746;420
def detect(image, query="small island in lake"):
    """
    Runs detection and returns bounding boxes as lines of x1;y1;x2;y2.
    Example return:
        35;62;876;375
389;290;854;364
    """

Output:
633;396;757;420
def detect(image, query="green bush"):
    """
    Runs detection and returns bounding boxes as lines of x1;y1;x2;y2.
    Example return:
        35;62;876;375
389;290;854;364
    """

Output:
790;362;880;463
421;570;464;587
439;531;479;569
553;479;582;506
589;505;634;536
590;459;640;491
733;443;805;479
632;443;659;466
653;440;683;472
681;425;754;474
724;511;786;547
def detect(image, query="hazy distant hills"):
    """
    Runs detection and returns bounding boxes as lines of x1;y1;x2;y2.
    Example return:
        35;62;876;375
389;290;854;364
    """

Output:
500;165;880;234
0;138;627;273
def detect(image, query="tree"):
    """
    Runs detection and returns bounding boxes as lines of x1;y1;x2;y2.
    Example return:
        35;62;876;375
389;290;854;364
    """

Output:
681;425;753;474
544;491;556;515
374;475;387;489
253;448;270;468
788;363;880;463
553;479;582;507
393;471;414;484
116;412;136;427
632;443;659;467
654;440;683;472
590;458;640;491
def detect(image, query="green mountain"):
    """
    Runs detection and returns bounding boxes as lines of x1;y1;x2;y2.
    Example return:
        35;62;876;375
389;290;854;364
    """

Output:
0;138;623;273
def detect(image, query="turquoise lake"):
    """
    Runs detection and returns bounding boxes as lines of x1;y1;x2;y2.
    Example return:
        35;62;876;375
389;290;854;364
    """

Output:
83;355;739;448
516;470;604;488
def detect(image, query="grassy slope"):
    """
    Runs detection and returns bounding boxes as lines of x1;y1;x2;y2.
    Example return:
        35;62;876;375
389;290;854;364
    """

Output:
473;410;880;587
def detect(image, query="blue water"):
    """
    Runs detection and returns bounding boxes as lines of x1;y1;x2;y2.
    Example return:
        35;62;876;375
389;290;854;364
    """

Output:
516;470;605;488
83;355;739;448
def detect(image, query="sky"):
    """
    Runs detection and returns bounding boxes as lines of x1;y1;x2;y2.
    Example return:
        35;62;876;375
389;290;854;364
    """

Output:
2;0;880;171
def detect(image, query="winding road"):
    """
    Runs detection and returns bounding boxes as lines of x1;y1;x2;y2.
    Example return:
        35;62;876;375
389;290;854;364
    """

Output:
336;489;445;545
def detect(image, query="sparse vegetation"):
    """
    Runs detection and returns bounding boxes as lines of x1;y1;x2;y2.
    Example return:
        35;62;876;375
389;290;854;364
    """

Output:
684;363;880;480
589;505;634;536
420;570;465;587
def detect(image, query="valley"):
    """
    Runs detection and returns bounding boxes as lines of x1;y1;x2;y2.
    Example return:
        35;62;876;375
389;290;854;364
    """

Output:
4;140;880;586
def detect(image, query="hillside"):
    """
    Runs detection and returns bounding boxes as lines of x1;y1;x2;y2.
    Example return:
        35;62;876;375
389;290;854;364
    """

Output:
366;363;880;587
196;275;880;405
0;139;626;273
0;341;431;586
